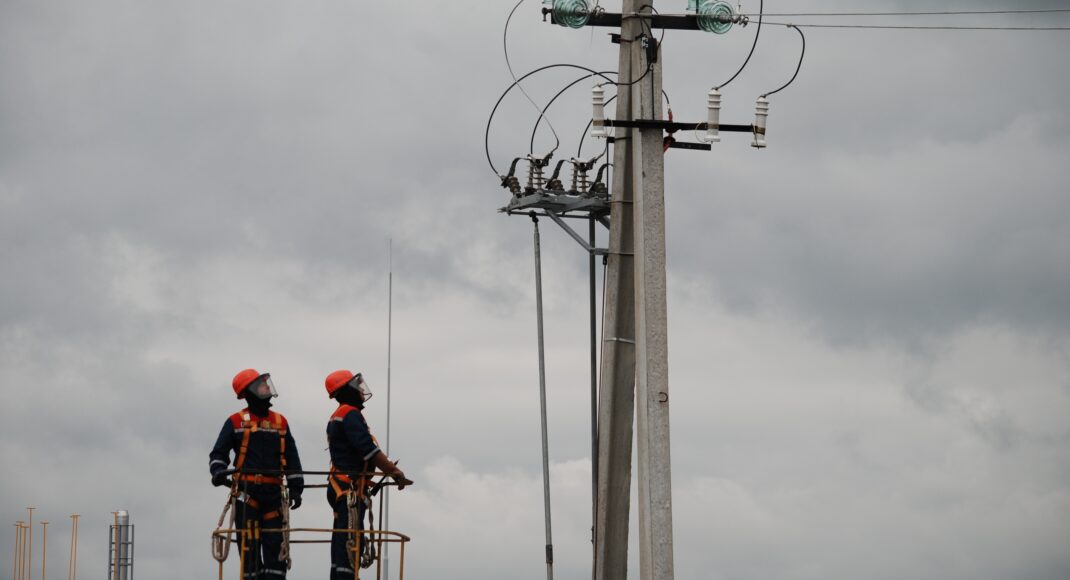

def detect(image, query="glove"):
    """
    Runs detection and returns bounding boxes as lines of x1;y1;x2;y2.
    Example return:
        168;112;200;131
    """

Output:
211;472;232;487
289;495;302;510
391;469;412;491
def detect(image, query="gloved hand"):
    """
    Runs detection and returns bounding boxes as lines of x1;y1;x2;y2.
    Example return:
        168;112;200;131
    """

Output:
289;495;302;510
211;472;233;487
390;468;412;491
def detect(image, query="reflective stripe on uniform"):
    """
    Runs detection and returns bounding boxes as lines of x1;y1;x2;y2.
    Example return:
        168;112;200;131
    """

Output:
234;427;283;434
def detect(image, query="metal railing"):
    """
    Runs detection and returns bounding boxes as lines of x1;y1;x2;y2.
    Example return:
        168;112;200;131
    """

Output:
210;468;410;580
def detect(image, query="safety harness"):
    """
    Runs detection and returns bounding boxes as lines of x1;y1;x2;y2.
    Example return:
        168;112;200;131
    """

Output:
327;404;381;569
212;410;293;570
233;411;288;487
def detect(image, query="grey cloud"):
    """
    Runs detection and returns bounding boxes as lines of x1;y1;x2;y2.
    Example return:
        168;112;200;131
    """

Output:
2;1;1070;579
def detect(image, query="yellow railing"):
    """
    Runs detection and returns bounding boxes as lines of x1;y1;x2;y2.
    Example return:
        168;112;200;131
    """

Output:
210;468;409;580
211;526;409;580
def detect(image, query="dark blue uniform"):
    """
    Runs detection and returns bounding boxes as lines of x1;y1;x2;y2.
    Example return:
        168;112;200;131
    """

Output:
326;404;381;579
210;409;304;579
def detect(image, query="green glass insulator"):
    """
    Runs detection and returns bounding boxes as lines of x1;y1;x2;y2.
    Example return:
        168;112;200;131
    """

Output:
697;0;735;34
549;0;590;29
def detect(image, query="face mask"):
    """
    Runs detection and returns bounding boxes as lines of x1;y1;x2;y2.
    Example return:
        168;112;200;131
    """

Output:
346;373;373;403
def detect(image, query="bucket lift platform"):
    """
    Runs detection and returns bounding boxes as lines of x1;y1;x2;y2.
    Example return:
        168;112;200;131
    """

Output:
211;469;410;580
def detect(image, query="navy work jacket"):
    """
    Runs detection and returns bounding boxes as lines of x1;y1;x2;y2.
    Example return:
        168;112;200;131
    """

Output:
327;404;381;474
209;408;305;497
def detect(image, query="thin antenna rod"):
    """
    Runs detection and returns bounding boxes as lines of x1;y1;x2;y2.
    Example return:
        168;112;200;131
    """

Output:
384;238;394;579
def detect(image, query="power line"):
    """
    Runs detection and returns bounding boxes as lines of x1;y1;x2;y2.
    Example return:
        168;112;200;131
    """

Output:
762;21;1070;31
717;0;763;89
486;63;618;176
506;0;561;153
742;9;1070;17
531;71;615;155
762;24;804;98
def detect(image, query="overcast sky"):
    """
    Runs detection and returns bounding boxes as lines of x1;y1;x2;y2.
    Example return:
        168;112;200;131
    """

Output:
2;1;1068;579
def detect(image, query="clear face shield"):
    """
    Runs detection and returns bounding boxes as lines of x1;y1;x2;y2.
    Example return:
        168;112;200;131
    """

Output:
346;373;373;403
248;374;279;400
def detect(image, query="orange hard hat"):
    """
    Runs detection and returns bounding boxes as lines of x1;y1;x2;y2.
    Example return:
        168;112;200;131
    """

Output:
233;368;262;398
325;369;355;398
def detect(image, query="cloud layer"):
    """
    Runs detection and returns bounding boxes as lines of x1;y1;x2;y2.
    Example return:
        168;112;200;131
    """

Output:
2;1;1068;579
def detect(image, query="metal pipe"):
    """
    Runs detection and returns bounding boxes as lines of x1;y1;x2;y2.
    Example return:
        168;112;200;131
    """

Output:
26;508;34;580
588;216;599;580
15;522;23;580
384;239;393;580
22;522;28;580
40;522;47;580
531;214;555;580
68;515;79;580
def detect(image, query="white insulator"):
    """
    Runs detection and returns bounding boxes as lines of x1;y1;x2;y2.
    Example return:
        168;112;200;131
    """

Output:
591;84;607;139
704;88;721;143
752;96;769;149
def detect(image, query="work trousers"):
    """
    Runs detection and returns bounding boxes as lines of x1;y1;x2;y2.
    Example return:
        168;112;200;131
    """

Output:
235;488;287;579
327;485;367;580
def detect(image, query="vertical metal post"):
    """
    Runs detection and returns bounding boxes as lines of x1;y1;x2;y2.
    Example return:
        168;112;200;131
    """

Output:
630;4;675;579
26;508;34;580
40;522;48;580
118;513;129;580
531;214;555;580
68;515;79;580
110;513;117;580
588;217;598;580
22;522;28;580
594;1;640;577
15;522;24;580
384;239;393;580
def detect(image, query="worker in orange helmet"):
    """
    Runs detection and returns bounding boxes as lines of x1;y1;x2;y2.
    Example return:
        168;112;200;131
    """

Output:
324;369;410;579
210;369;304;579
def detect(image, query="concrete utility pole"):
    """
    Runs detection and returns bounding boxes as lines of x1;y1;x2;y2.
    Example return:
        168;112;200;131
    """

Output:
595;2;675;580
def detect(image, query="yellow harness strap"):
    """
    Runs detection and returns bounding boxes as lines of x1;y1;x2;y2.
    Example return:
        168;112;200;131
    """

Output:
234;413;254;470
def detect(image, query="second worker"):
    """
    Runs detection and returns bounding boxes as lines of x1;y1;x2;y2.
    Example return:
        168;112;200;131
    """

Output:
324;369;410;579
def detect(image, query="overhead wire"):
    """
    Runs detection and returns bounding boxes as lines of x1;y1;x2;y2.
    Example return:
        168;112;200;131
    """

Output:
506;0;561;153
762;25;805;97
486;63;619;176
716;0;763;89
740;9;1070;17
530;5;668;159
531;71;616;155
491;3;1070;182
488;2;665;175
488;19;660;176
760;21;1070;31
